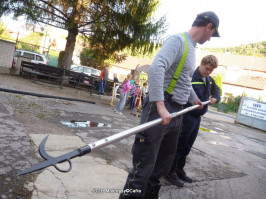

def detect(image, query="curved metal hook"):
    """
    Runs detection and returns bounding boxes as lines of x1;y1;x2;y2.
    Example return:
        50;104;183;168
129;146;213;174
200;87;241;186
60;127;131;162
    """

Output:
39;135;73;173
53;159;72;173
39;135;54;160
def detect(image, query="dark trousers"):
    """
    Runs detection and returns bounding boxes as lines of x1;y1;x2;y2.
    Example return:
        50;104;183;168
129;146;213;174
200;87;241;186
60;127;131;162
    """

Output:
130;95;138;109
98;80;107;93
120;94;183;198
141;96;147;107
175;113;201;167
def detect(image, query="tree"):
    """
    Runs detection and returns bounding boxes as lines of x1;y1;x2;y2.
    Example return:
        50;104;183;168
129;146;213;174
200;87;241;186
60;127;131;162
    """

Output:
0;22;5;35
18;32;44;52
212;74;223;96
2;0;166;70
0;21;12;41
202;41;266;57
80;44;127;69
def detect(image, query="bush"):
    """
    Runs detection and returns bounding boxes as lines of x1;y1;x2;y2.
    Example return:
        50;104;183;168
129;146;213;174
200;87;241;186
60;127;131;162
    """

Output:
216;95;242;113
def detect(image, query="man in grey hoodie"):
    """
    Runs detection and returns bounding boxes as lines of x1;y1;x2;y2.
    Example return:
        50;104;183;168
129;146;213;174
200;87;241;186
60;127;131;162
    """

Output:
120;11;220;199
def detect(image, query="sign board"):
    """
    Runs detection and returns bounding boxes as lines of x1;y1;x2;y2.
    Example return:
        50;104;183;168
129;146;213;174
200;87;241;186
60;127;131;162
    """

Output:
236;97;266;131
240;99;266;120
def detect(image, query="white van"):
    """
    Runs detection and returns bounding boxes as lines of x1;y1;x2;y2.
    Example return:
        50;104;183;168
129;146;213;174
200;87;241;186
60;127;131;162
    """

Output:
14;50;48;65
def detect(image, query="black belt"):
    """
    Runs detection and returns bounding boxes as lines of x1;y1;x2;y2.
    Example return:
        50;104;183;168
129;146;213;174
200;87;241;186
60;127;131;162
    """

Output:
164;92;184;109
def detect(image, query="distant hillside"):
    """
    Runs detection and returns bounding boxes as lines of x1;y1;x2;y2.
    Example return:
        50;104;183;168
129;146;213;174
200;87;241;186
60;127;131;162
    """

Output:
202;41;266;57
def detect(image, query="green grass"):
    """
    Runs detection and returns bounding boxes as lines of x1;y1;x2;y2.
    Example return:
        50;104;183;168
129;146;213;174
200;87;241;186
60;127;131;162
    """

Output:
15;95;23;99
36;113;46;119
29;139;35;145
29;102;40;108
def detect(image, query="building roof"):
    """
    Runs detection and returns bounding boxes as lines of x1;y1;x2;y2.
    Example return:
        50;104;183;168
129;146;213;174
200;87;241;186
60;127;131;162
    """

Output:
196;52;266;72
113;52;266;73
109;51;266;90
111;55;152;70
223;75;266;90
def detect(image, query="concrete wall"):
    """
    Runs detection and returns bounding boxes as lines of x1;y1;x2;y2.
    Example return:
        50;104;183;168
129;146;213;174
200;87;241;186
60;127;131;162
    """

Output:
0;39;21;75
0;40;33;75
236;97;266;131
0;39;15;68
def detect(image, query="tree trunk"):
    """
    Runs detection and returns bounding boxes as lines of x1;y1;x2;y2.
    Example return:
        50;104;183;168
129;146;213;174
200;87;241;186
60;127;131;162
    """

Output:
61;29;78;70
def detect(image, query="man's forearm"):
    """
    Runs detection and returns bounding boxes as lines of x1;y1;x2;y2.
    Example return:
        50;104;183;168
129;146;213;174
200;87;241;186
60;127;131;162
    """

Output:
155;100;171;125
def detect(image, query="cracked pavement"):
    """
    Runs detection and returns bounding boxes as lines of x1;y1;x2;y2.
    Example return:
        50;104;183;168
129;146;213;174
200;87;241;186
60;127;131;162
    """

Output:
0;74;266;198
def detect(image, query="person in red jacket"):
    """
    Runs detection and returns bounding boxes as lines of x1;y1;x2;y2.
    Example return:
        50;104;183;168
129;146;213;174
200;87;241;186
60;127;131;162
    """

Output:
98;65;109;95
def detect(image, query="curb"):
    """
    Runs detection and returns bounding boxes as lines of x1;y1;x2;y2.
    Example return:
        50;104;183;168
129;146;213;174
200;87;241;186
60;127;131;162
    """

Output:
207;109;237;120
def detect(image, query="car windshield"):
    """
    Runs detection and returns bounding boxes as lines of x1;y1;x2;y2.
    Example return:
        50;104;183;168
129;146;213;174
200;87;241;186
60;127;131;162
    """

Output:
91;69;101;76
83;68;92;74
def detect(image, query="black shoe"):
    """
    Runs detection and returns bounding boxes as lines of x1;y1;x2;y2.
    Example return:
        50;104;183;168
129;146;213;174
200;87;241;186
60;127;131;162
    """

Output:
177;169;193;183
144;184;161;199
164;172;184;187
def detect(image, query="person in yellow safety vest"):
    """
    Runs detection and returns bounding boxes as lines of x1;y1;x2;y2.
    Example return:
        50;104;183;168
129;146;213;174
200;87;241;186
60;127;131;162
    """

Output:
120;11;220;199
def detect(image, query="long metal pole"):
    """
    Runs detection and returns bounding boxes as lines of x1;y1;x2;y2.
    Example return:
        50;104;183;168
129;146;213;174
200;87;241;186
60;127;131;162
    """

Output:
18;100;210;176
88;100;210;151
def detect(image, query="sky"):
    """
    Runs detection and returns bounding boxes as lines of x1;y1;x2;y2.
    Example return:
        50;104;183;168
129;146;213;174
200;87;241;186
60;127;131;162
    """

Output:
1;0;266;48
155;0;266;47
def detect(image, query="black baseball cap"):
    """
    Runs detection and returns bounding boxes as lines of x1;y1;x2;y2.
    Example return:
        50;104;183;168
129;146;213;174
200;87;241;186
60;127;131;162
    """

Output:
196;11;220;37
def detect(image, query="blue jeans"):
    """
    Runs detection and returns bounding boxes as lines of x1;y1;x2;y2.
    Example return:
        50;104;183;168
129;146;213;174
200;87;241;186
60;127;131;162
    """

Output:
98;80;107;93
114;85;120;98
116;92;126;112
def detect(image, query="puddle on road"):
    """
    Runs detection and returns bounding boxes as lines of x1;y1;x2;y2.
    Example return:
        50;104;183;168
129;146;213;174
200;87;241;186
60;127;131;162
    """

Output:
61;120;112;128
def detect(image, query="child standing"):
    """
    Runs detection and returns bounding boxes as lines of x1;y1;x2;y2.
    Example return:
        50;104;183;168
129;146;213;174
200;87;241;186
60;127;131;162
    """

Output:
165;55;221;186
129;80;140;109
113;73;120;98
115;74;132;115
141;82;148;107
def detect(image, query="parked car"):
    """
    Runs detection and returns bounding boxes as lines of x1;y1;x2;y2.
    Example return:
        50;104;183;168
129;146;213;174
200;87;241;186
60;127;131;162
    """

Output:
70;65;91;76
70;65;101;77
70;64;115;94
14;50;48;65
90;67;101;77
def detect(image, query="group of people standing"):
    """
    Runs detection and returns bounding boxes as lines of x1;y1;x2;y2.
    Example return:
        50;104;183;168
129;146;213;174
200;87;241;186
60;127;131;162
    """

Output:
97;64;148;116
114;74;148;115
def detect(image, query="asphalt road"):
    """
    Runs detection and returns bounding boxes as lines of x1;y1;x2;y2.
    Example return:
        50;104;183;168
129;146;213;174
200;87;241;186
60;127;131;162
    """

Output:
0;80;265;198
